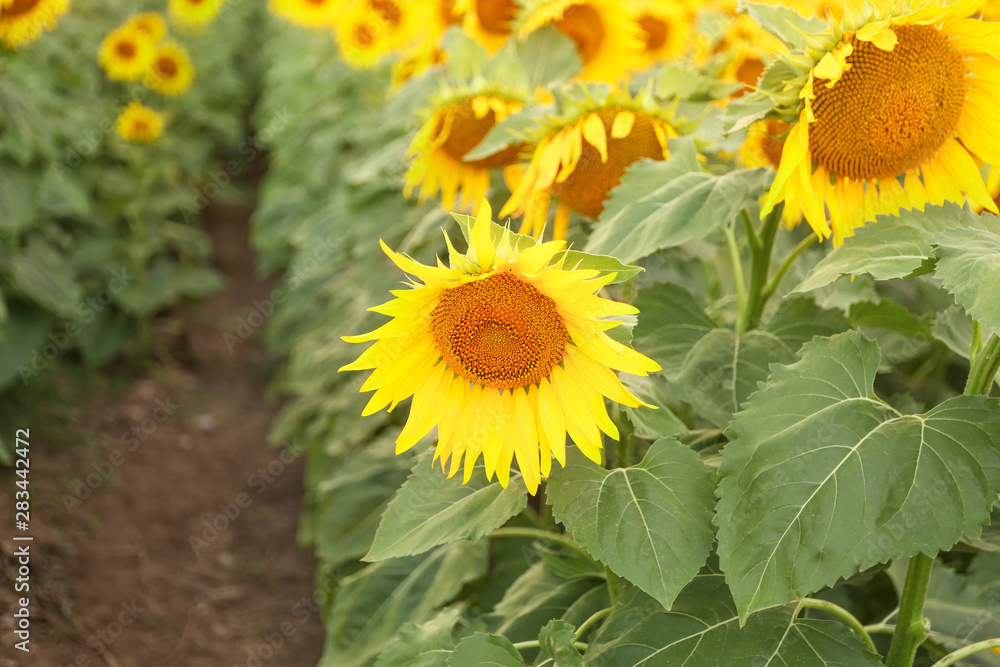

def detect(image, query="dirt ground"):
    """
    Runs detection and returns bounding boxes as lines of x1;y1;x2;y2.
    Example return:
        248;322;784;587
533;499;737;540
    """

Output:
0;200;326;666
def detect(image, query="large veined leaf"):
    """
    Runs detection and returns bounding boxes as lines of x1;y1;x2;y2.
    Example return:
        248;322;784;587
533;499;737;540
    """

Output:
741;1;826;50
585;575;881;666
320;542;487;667
447;633;524;667
716;331;1000;618
886;557;1000;666
547;439;716;609
374;608;461;667
793;204;979;293
365;456;528;561
631;283;847;427
932;227;1000;334
585;140;771;263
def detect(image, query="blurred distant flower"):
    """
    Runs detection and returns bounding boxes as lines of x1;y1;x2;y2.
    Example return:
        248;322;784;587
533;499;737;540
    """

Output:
99;25;156;82
143;41;195;97
0;0;70;49
115;102;165;143
168;0;225;32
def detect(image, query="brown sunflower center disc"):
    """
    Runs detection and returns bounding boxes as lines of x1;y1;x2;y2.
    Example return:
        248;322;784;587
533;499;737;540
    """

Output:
476;0;518;37
156;56;178;77
353;23;375;47
6;0;40;10
637;14;668;51
116;40;137;58
371;0;401;26
556;4;604;64
808;24;965;180
761;118;789;167
550;107;665;218
435;98;523;168
431;272;568;389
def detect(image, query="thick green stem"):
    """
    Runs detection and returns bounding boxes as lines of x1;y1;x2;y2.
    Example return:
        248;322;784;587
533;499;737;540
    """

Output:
965;332;1000;396
737;206;782;334
930;638;1000;667
725;226;747;318
511;639;588;651
489;527;594;563
575;607;613;641
797;598;877;654
885;554;935;667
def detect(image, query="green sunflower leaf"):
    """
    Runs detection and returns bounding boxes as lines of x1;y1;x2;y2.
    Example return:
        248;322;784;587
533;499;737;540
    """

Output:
931;226;1000;334
793;204;980;293
320;542;487;667
740;2;826;51
715;331;1000;619
552;249;643;283
586;139;771;263
365;456;528;562
447;633;523;667
849;300;934;339
631;283;848;427
464;107;538;162
374;608;461;667
538;619;584;667
585;575;882;665
546;438;716;609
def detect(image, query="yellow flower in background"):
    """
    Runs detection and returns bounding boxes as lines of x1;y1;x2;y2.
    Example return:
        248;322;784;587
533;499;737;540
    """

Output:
332;0;425;68
389;0;461;83
519;0;645;83
761;0;1000;245
99;25;155;82
115;102;164;143
124;11;167;43
168;0;225;31
405;93;525;213
340;201;660;494
501;88;677;239
0;0;70;49
269;0;340;29
144;41;195;97
456;0;520;53
630;0;690;65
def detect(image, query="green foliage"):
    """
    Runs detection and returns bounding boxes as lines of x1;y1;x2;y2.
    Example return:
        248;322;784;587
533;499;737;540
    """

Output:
932;226;1000;333
716;331;1000;618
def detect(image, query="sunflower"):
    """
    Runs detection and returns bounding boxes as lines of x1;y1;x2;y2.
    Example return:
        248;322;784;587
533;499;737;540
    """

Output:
500;86;677;239
143;41;195;97
391;43;448;88
629;0;690;65
758;0;1000;245
518;0;645;83
124;11;167;43
115;102;164;143
405;92;525;212
456;0;520;53
98;25;156;82
332;0;425;68
168;0;225;31
339;201;660;493
269;0;339;28
0;0;69;49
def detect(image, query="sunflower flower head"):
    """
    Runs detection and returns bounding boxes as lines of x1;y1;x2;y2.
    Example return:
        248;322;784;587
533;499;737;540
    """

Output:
332;0;426;68
500;84;678;239
629;0;691;65
168;0;225;32
115;101;164;143
456;0;521;53
143;41;195;97
124;11;167;43
518;0;645;83
268;0;340;29
405;88;526;213
0;0;70;49
340;200;660;494
99;25;156;82
753;0;1000;245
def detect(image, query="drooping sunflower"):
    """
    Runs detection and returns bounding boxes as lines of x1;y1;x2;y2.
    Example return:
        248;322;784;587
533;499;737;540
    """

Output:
144;41;195;97
758;0;1000;245
340;201;660;493
518;0;645;83
98;25;156;82
456;0;520;53
168;0;225;31
0;0;69;49
269;0;340;29
500;86;678;239
124;11;167;43
332;0;425;68
629;0;690;65
405;91;525;213
115;102;164;143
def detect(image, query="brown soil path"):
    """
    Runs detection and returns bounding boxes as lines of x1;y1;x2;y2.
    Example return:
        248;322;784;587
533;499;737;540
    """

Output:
0;201;325;666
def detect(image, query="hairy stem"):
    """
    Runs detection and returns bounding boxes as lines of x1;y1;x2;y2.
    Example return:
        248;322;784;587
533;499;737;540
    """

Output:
736;206;782;334
885;554;934;667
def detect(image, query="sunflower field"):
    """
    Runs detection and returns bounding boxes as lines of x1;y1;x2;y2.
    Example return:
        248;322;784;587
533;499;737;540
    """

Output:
5;0;1000;664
